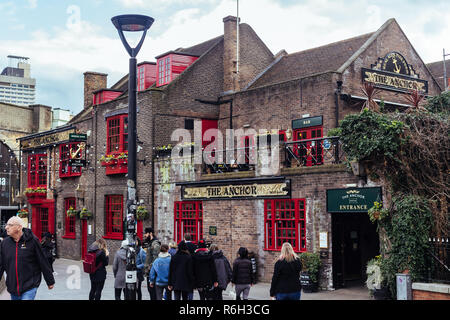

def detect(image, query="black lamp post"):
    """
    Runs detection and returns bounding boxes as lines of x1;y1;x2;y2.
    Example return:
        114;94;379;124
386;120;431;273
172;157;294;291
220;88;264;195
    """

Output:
111;14;154;300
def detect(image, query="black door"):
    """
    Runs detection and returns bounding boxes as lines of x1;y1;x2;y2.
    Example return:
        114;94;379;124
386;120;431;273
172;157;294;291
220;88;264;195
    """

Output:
332;212;380;289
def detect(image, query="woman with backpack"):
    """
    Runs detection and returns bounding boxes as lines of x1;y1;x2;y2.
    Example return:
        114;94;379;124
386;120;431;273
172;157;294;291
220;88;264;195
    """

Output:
231;247;254;300
269;242;303;300
88;238;109;300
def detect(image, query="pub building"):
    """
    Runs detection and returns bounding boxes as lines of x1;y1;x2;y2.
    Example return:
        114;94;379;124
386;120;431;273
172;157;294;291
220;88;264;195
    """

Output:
18;16;442;290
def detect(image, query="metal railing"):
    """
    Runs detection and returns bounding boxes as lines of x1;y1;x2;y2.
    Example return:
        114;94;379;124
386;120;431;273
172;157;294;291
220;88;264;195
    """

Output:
203;146;256;174
283;136;345;168
422;237;450;284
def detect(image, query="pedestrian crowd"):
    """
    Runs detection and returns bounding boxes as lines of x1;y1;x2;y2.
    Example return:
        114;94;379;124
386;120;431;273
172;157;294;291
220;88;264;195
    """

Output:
0;219;303;301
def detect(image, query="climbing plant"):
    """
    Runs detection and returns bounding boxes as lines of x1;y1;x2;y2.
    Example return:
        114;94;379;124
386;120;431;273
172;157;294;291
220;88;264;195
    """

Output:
337;90;449;298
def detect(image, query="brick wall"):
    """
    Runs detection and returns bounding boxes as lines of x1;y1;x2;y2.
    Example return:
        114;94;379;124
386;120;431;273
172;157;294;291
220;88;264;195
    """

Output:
412;283;450;300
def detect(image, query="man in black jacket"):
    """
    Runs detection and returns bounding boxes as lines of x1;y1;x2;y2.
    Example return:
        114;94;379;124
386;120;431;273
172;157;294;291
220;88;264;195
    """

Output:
0;217;55;300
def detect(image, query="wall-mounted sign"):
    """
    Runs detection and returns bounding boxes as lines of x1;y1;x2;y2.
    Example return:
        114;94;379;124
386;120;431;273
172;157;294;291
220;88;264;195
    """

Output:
69;133;87;142
362;52;428;94
209;226;217;236
69;159;86;167
21;129;75;150
326;187;382;213
181;179;291;200
292;116;323;130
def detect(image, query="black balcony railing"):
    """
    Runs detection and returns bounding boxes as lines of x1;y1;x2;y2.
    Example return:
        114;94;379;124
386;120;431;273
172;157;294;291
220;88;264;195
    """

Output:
203;146;256;174
283;136;345;168
421;237;450;284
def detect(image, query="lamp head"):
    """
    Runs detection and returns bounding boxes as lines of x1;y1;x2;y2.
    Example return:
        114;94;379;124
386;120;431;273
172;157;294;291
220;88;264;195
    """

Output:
111;14;154;57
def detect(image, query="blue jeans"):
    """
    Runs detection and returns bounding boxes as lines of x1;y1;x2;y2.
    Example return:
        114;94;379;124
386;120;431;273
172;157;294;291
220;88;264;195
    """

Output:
10;287;38;300
276;291;301;300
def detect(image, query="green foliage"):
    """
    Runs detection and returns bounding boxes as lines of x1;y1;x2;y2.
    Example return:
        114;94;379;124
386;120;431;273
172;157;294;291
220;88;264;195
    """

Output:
424;91;450;115
379;195;432;297
339;108;405;163
326;127;342;137
299;252;321;283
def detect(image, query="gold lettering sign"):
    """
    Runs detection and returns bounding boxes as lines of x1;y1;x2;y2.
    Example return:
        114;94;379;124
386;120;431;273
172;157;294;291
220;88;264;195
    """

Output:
183;183;289;200
362;68;428;94
21;130;75;149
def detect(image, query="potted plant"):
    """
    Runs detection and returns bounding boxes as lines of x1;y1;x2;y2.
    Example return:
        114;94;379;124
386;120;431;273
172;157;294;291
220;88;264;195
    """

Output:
66;206;78;218
299;252;321;292
368;201;389;223
79;207;93;220
136;205;149;221
366;255;390;300
17;208;29;218
117;151;128;165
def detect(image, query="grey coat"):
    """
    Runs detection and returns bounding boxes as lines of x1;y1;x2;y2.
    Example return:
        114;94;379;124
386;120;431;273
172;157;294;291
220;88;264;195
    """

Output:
113;248;127;289
212;250;232;290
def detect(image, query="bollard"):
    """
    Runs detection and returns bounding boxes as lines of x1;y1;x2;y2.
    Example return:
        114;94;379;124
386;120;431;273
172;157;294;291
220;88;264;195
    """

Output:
396;273;412;300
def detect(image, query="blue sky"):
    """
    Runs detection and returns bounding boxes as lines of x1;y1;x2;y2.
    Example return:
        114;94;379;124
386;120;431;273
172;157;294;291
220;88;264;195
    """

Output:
0;0;449;115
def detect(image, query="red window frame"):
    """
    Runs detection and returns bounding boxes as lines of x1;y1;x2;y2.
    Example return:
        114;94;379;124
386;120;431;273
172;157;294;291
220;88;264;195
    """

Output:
238;135;256;165
138;65;145;91
158;56;171;86
59;143;82;178
106;115;128;155
104;195;123;239
36;206;49;239
174;201;203;244
63;197;76;239
28;154;47;187
264;199;306;253
293;126;323;166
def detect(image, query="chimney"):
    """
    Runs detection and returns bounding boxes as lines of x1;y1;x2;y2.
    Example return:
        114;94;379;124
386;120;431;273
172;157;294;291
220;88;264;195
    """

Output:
223;16;240;94
83;71;107;108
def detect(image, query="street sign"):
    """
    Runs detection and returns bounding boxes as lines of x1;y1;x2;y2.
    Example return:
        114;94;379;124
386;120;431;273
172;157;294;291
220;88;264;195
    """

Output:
69;133;87;142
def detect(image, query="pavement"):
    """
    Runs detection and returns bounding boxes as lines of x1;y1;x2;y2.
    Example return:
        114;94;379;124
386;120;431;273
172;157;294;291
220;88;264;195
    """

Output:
0;258;372;300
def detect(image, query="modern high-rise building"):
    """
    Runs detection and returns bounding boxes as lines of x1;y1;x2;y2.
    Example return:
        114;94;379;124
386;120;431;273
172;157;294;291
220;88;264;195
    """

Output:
0;55;36;106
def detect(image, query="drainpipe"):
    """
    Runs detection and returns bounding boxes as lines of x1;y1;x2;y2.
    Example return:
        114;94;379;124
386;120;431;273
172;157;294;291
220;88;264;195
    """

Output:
334;80;343;128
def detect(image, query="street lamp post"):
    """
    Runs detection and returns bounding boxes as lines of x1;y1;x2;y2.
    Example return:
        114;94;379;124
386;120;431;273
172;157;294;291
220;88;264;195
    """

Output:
111;14;154;300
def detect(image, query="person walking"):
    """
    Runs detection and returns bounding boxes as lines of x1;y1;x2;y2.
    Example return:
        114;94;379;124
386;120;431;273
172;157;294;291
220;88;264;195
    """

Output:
143;227;161;300
135;237;147;301
168;240;195;300
269;242;303;300
210;243;232;300
40;232;55;273
0;216;55;300
183;233;197;255
113;239;128;300
168;241;177;256
149;244;172;300
88;238;109;300
231;247;254;300
193;239;218;300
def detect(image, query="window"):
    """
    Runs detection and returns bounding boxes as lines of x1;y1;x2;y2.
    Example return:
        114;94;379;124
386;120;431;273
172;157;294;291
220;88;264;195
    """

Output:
63;198;76;239
105;195;123;239
107;115;128;155
158;56;171;86
174;201;203;244
293;126;323;166
28;154;47;187
138;66;145;91
264;199;306;252
36;206;49;238
59;143;82;178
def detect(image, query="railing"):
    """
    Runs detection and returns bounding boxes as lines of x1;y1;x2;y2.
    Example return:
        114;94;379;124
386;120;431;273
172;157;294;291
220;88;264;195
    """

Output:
283;136;345;168
203;146;256;174
422;237;450;284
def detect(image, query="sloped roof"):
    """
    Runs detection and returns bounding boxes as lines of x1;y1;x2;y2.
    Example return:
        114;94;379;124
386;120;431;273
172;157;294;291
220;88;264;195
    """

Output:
249;32;374;89
427;60;450;81
175;35;223;57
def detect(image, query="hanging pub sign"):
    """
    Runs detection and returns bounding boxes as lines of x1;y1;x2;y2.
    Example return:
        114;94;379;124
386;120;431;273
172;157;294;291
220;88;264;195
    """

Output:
326;187;382;213
20;129;76;150
361;51;428;94
69;133;87;142
180;178;291;200
69;142;86;167
292;116;323;130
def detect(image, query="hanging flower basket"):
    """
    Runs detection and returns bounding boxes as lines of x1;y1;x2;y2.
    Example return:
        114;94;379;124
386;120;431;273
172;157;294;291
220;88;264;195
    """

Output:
368;201;389;223
66;206;78;218
136;205;149;221
17;209;29;218
79;208;93;220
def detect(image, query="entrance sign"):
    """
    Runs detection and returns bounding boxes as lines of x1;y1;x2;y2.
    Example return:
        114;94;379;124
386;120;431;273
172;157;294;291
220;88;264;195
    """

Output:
326;187;382;213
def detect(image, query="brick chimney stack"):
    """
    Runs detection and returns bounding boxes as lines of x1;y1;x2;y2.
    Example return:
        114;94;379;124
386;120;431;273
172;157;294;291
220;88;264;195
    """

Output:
223;16;240;94
83;71;107;108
